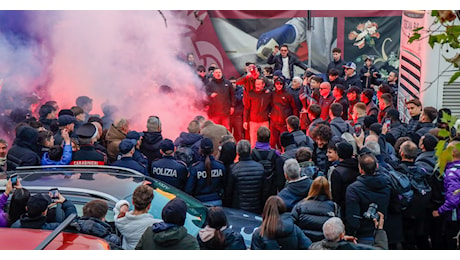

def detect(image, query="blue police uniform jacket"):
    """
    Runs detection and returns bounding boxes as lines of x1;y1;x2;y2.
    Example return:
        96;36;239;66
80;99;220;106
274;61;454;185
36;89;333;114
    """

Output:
133;149;149;168
151;155;189;190
184;156;226;203
111;157;148;175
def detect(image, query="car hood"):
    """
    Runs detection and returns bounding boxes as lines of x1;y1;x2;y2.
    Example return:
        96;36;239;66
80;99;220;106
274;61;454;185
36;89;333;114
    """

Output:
222;207;262;248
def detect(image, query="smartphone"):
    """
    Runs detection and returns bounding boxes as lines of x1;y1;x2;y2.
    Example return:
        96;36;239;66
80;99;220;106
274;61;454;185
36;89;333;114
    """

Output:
354;123;362;135
384;118;391;128
9;176;17;185
49;188;59;200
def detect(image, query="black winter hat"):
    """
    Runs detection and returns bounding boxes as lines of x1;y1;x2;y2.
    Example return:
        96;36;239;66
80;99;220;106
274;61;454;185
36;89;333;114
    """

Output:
162;198;187;226
280;132;295;148
27;193;52;218
16;125;38;144
336;141;354;159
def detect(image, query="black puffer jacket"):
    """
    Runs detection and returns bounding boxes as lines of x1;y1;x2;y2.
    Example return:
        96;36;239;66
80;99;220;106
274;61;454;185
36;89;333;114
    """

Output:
291;195;340;242
278;177;313;212
327;58;347;77
251;213;312;250
345;174;391;238
226;157;265;214
330;158;360;216
7;126;40;170
140;131;163;168
313;144;329;175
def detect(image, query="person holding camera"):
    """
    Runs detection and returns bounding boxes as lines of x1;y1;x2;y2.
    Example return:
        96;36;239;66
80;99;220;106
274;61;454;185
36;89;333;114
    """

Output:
345;153;391;245
309;211;388;250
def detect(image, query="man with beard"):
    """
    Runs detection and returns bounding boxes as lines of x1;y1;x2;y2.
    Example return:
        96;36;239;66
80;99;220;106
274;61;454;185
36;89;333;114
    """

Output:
205;68;235;131
243;77;272;148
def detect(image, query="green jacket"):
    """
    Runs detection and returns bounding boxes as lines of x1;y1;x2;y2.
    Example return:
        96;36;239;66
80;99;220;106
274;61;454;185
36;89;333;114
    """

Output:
136;222;199;250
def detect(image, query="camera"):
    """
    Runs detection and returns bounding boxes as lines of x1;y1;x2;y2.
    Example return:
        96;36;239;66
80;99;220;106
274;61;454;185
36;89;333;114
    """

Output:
363;203;380;222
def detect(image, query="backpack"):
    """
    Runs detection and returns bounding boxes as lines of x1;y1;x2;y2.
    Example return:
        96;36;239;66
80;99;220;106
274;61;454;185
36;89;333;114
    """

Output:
381;168;414;211
252;149;276;200
302;164;324;180
399;164;432;206
174;145;195;167
416;157;445;206
401;164;432;195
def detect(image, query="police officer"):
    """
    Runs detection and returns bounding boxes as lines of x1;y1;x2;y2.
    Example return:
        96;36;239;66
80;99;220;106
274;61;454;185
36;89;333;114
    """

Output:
125;131;149;169
71;123;107;165
111;139;148;175
150;139;188;190
184;137;226;206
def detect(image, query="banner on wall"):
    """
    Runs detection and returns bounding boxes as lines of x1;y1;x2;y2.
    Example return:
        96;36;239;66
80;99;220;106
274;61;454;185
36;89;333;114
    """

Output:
178;10;402;79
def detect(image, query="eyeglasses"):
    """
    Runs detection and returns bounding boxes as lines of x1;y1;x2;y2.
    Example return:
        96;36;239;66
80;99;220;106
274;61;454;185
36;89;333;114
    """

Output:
275;82;284;85
280;49;288;52
344;68;353;70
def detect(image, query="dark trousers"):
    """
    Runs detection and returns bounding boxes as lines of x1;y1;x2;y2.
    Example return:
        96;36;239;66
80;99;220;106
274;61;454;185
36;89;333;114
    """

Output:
402;215;429;249
442;219;460;250
269;122;287;150
230;115;244;142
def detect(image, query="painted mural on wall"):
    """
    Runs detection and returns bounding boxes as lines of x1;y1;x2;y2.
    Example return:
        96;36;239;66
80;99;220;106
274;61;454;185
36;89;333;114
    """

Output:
344;16;402;79
180;11;402;79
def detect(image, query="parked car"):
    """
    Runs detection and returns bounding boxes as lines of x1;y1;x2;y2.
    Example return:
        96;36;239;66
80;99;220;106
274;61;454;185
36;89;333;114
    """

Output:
0;228;110;250
0;213;110;250
1;165;261;248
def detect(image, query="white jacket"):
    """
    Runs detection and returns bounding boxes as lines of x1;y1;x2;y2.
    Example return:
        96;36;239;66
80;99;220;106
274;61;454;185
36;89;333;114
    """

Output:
114;200;162;250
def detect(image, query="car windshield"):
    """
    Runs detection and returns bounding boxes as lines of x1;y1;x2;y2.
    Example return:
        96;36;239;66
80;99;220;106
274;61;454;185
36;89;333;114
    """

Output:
4;167;208;236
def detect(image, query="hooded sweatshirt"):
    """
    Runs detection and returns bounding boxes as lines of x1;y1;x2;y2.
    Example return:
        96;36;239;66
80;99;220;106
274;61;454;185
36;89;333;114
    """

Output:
115;211;162;250
140;131;163;167
135;222;199;250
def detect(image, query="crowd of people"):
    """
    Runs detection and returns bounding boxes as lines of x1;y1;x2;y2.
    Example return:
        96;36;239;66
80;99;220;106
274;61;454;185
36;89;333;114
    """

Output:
0;45;459;250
